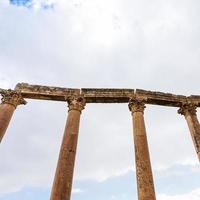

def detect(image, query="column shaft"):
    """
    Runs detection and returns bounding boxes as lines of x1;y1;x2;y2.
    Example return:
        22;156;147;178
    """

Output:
0;104;15;142
50;96;85;200
0;89;26;143
178;104;200;161
129;99;156;200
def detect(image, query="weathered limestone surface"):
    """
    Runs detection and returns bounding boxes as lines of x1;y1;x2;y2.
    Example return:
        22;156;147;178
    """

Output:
135;89;187;107
8;82;200;106
178;104;200;161
15;83;80;101
129;98;156;200
50;96;85;200
81;88;135;103
0;90;26;142
188;95;200;107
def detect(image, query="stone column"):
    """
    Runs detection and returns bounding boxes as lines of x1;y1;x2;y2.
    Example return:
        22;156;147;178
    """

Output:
0;89;26;143
129;98;156;200
178;103;200;161
50;95;86;200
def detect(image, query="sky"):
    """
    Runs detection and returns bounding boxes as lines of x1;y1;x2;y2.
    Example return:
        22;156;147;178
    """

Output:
0;0;200;199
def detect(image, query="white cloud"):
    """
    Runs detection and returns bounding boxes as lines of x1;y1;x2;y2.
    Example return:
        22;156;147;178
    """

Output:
72;188;83;194
158;188;200;200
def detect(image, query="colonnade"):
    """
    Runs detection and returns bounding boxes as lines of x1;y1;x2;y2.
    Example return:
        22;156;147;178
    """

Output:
0;91;200;200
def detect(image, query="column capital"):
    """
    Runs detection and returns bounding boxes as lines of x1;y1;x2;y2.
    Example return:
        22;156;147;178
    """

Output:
178;103;197;116
66;95;86;112
0;89;27;108
128;97;146;113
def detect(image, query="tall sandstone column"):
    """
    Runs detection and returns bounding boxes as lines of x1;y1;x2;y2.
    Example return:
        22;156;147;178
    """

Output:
0;89;26;143
178;103;200;161
129;98;156;200
50;95;86;200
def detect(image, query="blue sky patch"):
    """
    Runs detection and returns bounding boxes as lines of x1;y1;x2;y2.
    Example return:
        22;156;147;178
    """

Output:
1;166;200;200
9;0;54;9
9;0;32;7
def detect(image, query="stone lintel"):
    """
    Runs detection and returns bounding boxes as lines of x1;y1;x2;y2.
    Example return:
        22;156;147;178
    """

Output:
81;88;135;103
187;95;200;107
15;83;80;101
135;89;187;107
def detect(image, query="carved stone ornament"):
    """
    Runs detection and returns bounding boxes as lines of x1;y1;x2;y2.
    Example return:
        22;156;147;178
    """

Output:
178;103;197;116
128;97;146;113
0;89;27;108
66;95;86;112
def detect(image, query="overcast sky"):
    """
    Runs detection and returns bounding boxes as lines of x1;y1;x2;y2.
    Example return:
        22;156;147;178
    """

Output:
0;0;200;199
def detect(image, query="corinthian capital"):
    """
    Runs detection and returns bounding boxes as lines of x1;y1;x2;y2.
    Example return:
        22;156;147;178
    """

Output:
66;95;86;112
128;97;146;113
178;103;197;116
0;89;27;108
